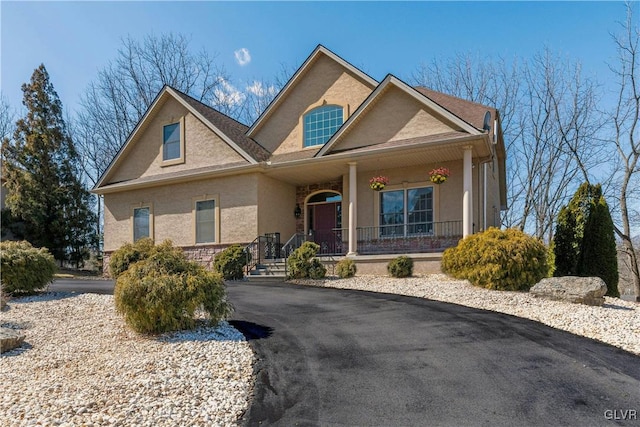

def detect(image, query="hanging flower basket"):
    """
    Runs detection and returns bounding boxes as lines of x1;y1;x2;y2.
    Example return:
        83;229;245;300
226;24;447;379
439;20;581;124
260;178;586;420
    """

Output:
369;175;389;191
429;167;450;184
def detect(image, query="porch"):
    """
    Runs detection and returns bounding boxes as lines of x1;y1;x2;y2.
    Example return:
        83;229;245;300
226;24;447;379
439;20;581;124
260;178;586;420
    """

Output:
254;220;463;259
312;220;463;256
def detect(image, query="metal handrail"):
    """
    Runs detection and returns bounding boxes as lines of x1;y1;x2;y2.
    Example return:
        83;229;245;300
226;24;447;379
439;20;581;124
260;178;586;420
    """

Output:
244;233;284;276
244;236;261;276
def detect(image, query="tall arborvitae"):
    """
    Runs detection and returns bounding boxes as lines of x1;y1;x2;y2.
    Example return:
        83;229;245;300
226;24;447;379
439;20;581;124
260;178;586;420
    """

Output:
553;205;579;276
578;195;620;297
553;183;619;296
2;64;96;264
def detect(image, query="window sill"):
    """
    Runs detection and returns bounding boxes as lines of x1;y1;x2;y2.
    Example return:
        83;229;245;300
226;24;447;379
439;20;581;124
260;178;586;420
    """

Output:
161;158;184;167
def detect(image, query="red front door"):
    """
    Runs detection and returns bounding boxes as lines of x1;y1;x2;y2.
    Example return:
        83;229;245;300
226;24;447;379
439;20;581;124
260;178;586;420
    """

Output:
311;202;339;254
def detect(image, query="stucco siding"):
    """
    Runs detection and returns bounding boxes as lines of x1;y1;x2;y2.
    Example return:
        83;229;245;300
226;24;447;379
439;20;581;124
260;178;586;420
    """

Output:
103;174;259;252
253;54;373;154
353;161;464;230
333;86;458;152
257;176;297;240
107;97;247;184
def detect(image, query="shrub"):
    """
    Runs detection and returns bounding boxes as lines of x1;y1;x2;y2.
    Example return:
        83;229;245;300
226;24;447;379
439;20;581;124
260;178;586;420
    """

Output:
287;241;325;279
442;227;548;291
113;243;231;334
388;256;413;278
553;183;619;297
578;195;619;297
214;245;248;280
336;258;357;278
108;238;156;278
0;241;57;295
308;258;327;279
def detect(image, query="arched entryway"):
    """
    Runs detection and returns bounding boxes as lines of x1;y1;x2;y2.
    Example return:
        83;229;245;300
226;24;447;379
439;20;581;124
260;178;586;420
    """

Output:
306;191;342;254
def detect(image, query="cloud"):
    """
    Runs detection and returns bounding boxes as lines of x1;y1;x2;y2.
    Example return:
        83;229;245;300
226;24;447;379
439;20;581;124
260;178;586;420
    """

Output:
214;77;245;107
234;48;251;66
246;81;277;98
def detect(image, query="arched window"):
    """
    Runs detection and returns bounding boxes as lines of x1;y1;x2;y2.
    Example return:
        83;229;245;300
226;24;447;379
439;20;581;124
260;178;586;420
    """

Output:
303;105;343;147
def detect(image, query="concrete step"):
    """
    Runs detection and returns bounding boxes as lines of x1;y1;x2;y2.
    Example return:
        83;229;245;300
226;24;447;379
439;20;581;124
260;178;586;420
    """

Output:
245;274;286;283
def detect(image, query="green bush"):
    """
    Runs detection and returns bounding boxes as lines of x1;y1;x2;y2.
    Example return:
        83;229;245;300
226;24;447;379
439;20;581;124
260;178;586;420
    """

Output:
108;238;156;278
578;195;619;297
308;258;327;279
214;245;248;280
0;241;57;295
553;183;619;297
287;241;326;279
442;227;549;291
113;240;232;334
336;258;357;278
388;256;414;278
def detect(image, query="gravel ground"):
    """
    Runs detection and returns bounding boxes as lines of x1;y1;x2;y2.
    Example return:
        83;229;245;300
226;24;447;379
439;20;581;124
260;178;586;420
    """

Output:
0;293;254;427
2;275;638;426
291;274;640;356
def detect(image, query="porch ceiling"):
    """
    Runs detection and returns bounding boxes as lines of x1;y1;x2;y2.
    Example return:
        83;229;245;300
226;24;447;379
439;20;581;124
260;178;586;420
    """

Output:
263;135;491;185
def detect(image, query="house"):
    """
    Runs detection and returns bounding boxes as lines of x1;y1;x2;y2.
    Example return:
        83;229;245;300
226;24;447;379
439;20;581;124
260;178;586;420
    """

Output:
93;45;507;275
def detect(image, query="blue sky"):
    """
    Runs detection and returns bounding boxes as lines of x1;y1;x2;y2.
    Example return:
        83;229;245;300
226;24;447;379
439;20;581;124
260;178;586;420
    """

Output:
0;1;634;116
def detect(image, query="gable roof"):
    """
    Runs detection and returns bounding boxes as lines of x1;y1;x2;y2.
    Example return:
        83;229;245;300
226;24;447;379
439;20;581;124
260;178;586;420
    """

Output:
94;85;270;190
414;87;498;141
246;44;378;138
170;88;270;162
316;74;483;157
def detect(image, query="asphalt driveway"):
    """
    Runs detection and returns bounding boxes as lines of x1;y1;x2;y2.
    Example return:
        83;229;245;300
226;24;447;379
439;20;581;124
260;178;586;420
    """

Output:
227;281;640;427
50;278;640;426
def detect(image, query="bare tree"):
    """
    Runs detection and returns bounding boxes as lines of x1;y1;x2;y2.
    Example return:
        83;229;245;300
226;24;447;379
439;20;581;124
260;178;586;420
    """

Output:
515;49;603;241
412;49;602;241
75;33;232;186
608;3;640;297
74;33;234;246
0;94;15;142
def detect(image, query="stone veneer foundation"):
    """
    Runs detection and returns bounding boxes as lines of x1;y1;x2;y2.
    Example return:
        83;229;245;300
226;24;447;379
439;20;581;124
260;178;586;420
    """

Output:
102;243;244;277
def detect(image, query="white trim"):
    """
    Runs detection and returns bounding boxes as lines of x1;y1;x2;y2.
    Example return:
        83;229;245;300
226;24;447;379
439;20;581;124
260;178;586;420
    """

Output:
316;75;483;157
192;194;220;245
94;86;258;190
161;116;185;166
246;45;378;138
131;202;154;242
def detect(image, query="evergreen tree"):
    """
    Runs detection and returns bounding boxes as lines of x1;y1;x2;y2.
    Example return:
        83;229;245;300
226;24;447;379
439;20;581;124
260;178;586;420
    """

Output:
578;195;619;297
553;183;600;276
553;205;579;276
553;183;619;296
1;64;96;264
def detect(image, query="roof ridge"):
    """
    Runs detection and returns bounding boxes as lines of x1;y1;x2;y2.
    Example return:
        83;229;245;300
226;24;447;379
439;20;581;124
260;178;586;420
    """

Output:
167;85;251;129
414;86;496;112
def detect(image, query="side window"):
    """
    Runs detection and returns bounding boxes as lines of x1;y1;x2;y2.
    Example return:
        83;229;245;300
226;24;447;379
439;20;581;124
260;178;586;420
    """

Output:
133;207;150;241
195;199;216;244
163;122;181;161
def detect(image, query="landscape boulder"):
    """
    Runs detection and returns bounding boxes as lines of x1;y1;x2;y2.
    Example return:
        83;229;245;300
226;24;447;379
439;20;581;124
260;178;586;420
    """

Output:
530;276;607;306
0;327;26;353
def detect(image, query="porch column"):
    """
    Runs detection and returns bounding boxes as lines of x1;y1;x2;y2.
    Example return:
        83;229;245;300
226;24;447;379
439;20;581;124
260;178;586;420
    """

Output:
463;146;473;238
348;162;358;255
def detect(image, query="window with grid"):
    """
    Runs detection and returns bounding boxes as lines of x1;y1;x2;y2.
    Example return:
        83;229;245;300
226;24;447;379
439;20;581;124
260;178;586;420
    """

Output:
303;105;343;147
379;187;433;237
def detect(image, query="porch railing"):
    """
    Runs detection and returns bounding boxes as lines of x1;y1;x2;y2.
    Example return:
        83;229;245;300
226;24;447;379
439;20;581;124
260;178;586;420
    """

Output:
245;233;282;275
334;220;463;255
